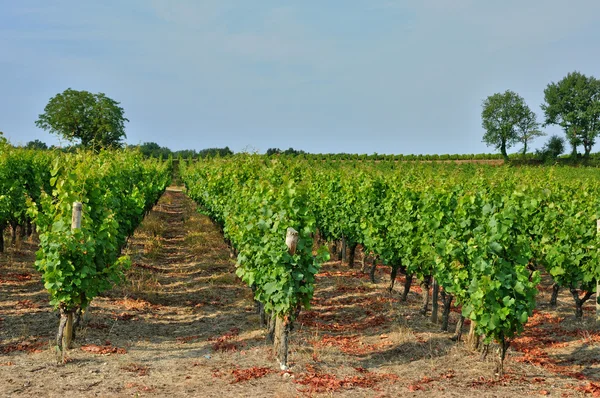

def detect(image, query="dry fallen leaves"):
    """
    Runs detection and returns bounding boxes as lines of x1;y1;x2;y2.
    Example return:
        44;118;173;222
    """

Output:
230;366;277;383
81;343;126;355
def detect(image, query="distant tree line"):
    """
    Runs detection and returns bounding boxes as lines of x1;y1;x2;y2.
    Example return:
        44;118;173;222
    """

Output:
18;139;233;159
137;142;233;159
266;147;307;156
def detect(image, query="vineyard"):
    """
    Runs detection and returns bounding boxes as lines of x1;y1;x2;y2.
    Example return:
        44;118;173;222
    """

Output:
3;150;600;396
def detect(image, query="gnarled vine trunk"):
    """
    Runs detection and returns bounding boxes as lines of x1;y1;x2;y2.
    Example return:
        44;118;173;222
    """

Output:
0;223;4;253
419;277;430;316
401;274;413;302
452;315;465;341
347;243;357;268
369;256;378;283
570;288;593;319
274;315;291;370
389;264;398;292
430;277;439;323
10;221;17;245
440;290;453;331
550;283;560;307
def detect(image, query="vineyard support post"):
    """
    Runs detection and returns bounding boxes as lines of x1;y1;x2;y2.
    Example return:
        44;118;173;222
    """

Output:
64;201;82;350
274;227;299;370
467;321;479;350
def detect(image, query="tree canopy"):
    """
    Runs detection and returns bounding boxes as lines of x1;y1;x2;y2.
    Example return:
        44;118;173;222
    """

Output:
515;107;544;155
541;71;600;158
35;88;128;150
481;90;538;161
137;142;233;159
25;139;48;150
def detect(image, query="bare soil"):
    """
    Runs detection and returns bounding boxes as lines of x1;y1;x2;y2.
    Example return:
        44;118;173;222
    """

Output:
1;187;600;397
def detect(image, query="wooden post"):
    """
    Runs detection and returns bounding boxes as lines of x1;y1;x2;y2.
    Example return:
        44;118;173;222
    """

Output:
467;321;479;350
64;202;82;350
285;228;298;256
72;202;82;230
274;228;299;370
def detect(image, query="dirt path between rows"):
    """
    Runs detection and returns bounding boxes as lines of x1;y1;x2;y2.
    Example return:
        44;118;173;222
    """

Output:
2;187;600;397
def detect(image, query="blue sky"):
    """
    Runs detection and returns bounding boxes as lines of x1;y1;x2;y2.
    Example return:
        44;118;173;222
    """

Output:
1;1;599;154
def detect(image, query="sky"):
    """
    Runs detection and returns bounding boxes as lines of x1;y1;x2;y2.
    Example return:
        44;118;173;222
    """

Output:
1;0;599;155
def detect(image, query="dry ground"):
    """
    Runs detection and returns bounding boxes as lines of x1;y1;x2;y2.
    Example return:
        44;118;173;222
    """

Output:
2;187;600;397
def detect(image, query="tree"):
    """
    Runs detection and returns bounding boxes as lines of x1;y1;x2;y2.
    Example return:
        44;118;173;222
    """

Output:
35;88;128;150
25;139;48;150
482;90;535;161
139;142;172;158
541;71;600;158
515;107;544;155
197;147;233;158
536;135;565;163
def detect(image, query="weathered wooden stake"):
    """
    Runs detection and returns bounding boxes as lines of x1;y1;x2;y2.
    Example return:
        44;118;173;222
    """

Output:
72;202;83;230
285;227;298;256
274;227;299;370
467;321;480;350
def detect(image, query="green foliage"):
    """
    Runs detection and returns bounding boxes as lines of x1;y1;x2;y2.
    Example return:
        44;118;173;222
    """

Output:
182;155;328;319
0;147;52;244
35;88;129;150
29;150;171;311
542;71;600;157
25;139;49;150
481;90;536;160
536;135;565;163
0;131;7;147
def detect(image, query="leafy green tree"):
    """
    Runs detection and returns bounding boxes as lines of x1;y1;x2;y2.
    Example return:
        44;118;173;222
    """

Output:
197;147;233;158
25;139;48;150
35;88;128;150
481;90;535;161
541;71;600;158
515;107;544;155
535;135;565;163
139;142;172;158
